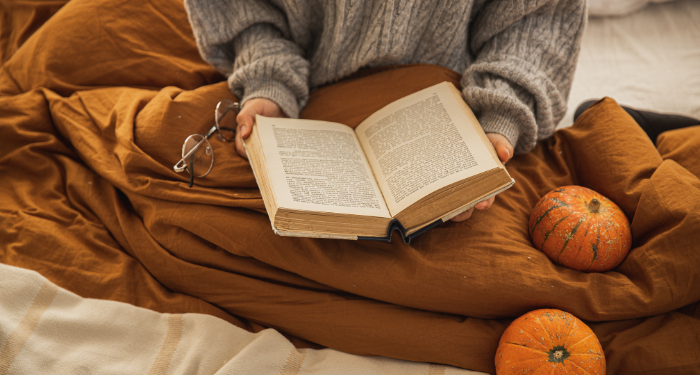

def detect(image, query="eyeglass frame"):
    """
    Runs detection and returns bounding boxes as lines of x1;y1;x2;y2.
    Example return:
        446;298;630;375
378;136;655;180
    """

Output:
173;99;240;182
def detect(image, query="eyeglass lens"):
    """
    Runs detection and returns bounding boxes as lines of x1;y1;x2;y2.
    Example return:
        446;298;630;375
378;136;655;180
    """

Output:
216;99;238;142
182;134;214;178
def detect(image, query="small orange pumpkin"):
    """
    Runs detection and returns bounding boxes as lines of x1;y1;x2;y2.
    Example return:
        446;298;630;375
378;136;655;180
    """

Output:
529;186;632;272
495;309;606;375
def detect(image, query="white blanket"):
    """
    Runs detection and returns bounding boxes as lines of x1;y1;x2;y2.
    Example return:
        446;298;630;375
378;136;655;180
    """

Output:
560;0;700;129
0;263;482;375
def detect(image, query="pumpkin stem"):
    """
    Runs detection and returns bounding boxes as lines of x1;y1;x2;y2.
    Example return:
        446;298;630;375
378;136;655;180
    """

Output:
548;346;570;363
587;198;601;213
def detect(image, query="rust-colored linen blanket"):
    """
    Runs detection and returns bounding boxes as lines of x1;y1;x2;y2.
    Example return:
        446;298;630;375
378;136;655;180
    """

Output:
1;0;700;374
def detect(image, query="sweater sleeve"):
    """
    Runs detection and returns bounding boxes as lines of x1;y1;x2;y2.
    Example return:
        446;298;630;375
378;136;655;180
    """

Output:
461;0;586;154
183;0;310;118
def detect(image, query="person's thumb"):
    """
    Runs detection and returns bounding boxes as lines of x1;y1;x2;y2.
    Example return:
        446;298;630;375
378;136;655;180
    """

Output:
497;142;512;164
236;107;256;139
487;133;513;164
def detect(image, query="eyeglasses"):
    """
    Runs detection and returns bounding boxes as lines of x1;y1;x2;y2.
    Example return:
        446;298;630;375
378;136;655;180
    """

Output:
173;99;240;187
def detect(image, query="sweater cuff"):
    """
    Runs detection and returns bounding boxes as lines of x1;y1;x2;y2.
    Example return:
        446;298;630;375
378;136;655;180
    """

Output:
478;110;520;152
235;78;300;119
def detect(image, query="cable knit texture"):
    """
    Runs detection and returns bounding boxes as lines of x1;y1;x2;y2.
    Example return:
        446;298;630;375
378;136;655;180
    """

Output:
184;0;586;154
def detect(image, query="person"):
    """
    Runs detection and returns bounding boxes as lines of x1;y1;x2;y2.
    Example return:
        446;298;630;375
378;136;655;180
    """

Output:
183;0;586;222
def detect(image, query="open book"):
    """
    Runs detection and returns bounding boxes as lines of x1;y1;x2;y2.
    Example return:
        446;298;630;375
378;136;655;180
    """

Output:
244;81;514;242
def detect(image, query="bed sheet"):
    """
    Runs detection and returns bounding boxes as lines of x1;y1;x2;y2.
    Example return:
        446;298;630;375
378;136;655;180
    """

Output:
0;263;480;374
559;0;700;128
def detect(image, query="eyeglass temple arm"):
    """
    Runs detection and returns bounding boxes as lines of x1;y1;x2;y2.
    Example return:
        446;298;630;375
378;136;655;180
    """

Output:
173;102;240;173
172;124;218;173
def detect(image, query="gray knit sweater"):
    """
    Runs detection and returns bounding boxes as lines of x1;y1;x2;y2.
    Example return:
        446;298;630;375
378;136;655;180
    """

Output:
184;0;586;154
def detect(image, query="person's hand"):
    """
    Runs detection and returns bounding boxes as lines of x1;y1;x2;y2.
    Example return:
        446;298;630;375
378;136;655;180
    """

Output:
450;133;513;222
235;98;287;159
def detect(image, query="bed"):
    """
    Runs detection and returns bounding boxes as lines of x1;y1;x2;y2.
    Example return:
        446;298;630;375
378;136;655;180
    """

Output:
1;0;699;374
560;0;700;128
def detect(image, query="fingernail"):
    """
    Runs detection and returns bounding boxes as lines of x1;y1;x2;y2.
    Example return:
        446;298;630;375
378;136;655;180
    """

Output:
240;125;247;135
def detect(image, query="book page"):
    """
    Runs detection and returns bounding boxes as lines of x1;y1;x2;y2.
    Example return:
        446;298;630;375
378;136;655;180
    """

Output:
255;115;391;218
355;82;499;216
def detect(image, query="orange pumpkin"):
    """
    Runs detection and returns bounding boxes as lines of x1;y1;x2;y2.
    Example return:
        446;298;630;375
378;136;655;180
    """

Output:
495;309;606;375
529;186;632;272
